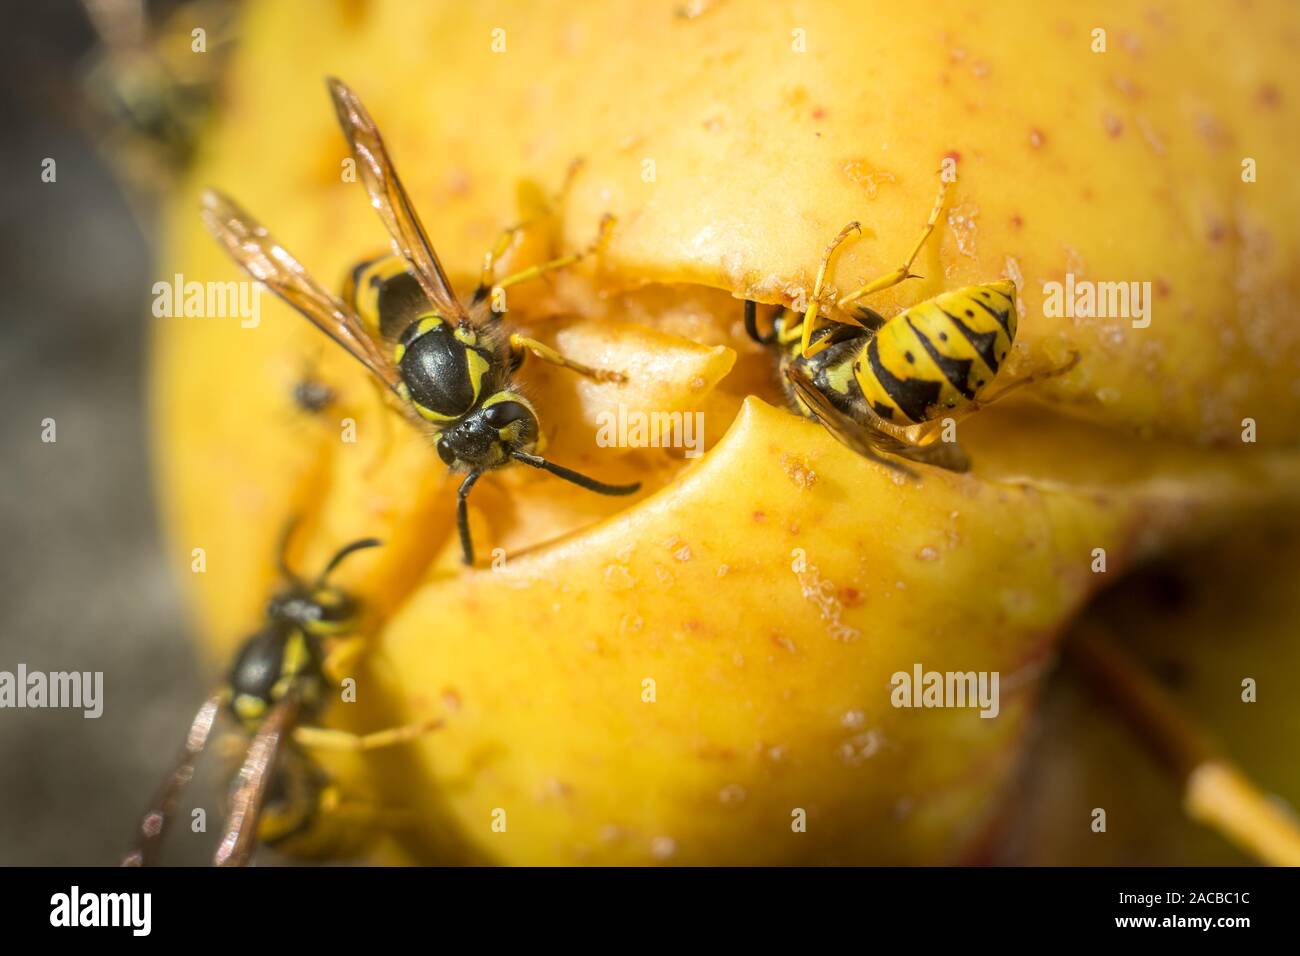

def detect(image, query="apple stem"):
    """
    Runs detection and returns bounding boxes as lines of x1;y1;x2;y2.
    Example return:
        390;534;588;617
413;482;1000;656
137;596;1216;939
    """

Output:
1069;621;1300;867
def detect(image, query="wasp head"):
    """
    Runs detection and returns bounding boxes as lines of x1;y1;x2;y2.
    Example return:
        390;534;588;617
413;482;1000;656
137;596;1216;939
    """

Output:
435;392;540;472
266;584;359;637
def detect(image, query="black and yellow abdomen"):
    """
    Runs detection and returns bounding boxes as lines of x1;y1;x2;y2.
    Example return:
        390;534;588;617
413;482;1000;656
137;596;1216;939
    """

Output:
854;279;1017;424
252;747;370;859
346;254;420;339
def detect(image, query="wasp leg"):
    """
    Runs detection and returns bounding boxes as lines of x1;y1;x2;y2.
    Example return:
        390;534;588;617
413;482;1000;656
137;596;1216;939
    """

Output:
508;333;627;383
318;789;417;829
493;249;583;293
305;788;419;854
320;636;367;687
795;222;862;360
870;354;1078;446
835;177;952;316
965;350;1081;411
474;226;524;302
292;716;444;753
474;159;589;303
887;352;1079;459
477;212;615;312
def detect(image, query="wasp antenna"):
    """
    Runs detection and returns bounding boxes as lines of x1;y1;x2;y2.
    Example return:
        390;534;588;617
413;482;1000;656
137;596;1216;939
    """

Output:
456;471;483;566
743;300;779;346
276;516;307;586
743;300;760;343
511;451;641;496
318;537;383;584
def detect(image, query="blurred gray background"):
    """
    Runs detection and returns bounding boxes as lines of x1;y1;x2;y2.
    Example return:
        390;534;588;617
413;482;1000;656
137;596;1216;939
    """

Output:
0;1;206;865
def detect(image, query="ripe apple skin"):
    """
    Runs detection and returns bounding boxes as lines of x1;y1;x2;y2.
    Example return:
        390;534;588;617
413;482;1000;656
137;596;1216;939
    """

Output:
152;0;1300;863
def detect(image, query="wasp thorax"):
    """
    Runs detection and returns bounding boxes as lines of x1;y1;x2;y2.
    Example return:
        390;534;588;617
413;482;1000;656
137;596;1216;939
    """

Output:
394;315;495;423
229;627;286;702
227;624;326;724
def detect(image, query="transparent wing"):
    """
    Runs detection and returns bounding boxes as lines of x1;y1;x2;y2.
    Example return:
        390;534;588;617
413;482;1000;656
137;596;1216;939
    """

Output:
200;189;402;393
212;695;299;867
122;693;222;867
327;77;470;324
785;366;972;476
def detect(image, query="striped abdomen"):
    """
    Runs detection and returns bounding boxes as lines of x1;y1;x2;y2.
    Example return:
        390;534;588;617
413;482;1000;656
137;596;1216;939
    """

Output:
345;254;426;340
853;280;1017;424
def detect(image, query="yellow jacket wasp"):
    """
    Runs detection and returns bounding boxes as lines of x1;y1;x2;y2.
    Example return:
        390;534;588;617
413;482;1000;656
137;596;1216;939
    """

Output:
745;178;1077;476
123;526;439;866
202;78;639;566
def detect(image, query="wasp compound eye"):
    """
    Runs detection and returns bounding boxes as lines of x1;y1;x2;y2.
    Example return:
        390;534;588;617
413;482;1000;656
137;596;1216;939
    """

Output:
483;400;533;428
435;434;457;466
